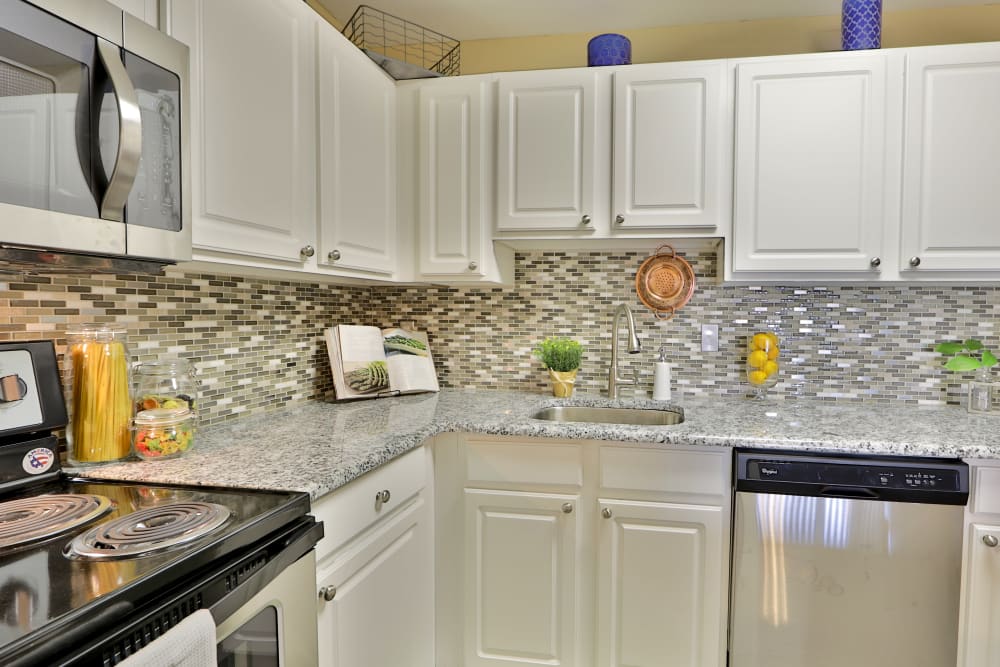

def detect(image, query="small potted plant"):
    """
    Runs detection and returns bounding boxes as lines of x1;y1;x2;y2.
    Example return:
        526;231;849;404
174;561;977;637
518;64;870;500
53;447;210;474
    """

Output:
534;337;583;398
935;339;998;413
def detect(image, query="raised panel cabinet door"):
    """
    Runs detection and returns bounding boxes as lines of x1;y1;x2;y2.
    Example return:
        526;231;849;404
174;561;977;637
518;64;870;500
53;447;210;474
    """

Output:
901;44;1000;273
496;69;601;232
958;523;1000;667
612;61;728;231
597;499;724;667
732;55;889;273
464;488;582;667
317;21;397;275
316;498;434;667
169;0;317;262
418;78;488;276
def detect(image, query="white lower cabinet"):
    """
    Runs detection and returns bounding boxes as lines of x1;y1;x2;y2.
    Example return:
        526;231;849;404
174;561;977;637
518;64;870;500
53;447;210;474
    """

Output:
596;500;723;667
463;488;584;666
959;522;1000;666
312;446;433;667
437;434;731;667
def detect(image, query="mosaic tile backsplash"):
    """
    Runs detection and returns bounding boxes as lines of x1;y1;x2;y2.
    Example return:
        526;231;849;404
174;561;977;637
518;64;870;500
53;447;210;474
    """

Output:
1;250;997;427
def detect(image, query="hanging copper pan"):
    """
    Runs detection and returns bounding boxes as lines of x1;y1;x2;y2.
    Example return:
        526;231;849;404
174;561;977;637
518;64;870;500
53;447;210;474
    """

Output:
635;244;696;320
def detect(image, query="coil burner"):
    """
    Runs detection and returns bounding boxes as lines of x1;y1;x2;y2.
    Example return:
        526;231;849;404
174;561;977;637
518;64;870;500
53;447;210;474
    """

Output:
0;494;114;549
67;501;231;560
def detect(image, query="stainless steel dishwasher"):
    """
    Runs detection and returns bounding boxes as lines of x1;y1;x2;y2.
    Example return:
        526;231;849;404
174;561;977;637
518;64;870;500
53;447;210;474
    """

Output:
729;450;969;667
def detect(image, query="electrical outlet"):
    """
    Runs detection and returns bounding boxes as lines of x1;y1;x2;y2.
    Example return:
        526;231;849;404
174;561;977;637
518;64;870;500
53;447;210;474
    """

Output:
701;324;719;352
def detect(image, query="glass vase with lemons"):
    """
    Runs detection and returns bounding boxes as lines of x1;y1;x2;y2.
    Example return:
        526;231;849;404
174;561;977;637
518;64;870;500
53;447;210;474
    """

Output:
746;331;780;398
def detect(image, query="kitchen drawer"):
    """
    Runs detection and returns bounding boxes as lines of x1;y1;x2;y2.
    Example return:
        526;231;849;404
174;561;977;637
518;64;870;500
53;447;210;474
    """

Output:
972;465;1000;516
313;446;427;563
599;447;728;498
465;439;583;488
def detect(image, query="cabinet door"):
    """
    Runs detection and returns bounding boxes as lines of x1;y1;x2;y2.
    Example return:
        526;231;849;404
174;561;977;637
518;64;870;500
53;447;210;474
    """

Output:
901;44;1000;273
418;78;489;277
317;497;434;667
496;69;603;232
464;488;583;666
169;0;317;262
597;499;724;667
959;523;1000;667
317;21;397;275
732;55;889;273
612;61;728;231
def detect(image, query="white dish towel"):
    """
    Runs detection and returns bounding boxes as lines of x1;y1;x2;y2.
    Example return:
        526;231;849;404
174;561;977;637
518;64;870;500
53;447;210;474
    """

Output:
119;608;217;667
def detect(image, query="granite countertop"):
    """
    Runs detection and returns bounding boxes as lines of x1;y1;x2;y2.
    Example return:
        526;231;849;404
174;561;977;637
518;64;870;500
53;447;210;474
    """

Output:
68;389;1000;500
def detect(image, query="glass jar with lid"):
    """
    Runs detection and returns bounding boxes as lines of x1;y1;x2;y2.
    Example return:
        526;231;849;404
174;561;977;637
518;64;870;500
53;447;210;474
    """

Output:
66;324;133;465
132;358;199;415
132;407;196;460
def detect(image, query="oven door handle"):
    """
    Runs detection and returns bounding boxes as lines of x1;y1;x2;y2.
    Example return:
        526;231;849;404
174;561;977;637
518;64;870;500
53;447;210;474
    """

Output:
209;519;324;624
96;38;142;223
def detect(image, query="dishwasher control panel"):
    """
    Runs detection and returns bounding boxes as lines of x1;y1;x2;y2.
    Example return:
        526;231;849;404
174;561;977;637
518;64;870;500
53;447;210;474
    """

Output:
736;450;969;505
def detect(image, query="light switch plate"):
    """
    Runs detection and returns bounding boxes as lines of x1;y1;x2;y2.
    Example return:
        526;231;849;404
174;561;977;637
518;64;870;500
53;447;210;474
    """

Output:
701;324;719;352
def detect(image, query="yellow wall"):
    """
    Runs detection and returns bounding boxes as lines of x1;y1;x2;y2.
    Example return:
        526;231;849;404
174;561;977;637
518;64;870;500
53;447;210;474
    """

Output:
459;4;1000;74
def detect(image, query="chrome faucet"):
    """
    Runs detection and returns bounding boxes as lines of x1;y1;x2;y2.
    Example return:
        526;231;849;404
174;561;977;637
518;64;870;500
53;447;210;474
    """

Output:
608;303;642;399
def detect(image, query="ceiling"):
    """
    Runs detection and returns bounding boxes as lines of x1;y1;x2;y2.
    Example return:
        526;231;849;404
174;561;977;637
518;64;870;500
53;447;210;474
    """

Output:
319;0;978;41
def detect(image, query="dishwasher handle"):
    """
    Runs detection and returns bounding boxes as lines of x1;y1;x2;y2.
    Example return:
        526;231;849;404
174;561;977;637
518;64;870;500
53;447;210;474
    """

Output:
818;485;881;500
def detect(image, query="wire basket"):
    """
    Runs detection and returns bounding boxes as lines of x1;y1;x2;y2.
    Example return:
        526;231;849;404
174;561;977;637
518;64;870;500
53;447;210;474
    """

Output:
343;5;460;78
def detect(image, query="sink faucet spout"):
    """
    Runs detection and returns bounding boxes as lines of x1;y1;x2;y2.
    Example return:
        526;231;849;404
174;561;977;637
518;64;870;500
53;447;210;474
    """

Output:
608;303;642;399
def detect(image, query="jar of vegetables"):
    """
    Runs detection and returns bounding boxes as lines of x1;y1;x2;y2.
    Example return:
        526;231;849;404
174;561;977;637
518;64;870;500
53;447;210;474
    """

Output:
66;325;133;465
132;358;199;414
132;407;195;460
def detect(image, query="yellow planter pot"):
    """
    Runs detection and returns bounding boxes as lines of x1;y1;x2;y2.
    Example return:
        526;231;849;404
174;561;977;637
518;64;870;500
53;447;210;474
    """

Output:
549;369;578;398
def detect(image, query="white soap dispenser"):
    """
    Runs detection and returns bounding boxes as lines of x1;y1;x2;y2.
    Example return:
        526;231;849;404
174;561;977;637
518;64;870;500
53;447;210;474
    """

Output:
653;346;671;401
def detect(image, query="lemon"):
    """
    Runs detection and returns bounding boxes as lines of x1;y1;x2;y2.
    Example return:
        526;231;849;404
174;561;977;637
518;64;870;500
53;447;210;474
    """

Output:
748;350;768;368
763;360;779;377
748;370;768;386
767;346;780;361
751;333;771;351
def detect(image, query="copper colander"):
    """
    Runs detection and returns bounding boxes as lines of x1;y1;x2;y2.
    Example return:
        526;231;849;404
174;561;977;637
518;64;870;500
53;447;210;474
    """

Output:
635;245;696;320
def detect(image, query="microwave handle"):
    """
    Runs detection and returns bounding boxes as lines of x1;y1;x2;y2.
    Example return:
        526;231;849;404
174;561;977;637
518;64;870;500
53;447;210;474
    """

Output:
96;39;142;223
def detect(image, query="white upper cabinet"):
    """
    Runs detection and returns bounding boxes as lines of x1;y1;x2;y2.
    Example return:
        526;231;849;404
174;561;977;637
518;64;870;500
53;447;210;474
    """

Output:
496;69;605;233
415;76;513;283
612;61;730;232
106;0;159;27
731;54;894;274
169;0;317;264
316;21;397;276
900;43;1000;274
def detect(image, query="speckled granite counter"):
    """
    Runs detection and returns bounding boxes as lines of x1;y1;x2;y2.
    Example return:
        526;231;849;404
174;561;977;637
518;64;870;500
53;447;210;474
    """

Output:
68;389;1000;500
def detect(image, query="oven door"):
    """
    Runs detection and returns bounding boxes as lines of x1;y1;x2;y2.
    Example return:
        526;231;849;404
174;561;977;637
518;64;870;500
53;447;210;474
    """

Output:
215;550;318;667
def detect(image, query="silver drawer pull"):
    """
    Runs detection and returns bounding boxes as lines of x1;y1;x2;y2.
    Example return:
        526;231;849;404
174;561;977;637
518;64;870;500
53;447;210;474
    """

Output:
909;256;921;268
615;214;625;224
319;585;337;601
869;257;881;268
581;215;591;225
300;245;315;258
561;502;573;514
602;507;612;519
984;535;999;548
375;489;391;509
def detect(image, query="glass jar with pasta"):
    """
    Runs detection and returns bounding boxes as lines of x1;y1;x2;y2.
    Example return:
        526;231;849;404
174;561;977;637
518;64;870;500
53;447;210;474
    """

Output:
66;325;133;465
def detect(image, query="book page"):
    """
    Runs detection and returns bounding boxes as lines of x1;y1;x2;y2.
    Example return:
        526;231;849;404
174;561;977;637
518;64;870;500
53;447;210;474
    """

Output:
382;328;439;394
333;325;389;398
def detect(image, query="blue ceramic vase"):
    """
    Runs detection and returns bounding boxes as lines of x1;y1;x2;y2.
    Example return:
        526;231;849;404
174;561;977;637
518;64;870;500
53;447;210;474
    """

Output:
588;33;631;67
842;0;882;50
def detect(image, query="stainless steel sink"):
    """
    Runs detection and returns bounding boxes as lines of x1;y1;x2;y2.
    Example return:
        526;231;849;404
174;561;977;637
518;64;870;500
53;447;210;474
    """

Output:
530;406;684;426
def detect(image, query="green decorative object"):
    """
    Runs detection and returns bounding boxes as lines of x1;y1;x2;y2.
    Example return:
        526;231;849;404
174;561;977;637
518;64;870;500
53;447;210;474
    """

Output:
934;339;998;372
533;337;583;372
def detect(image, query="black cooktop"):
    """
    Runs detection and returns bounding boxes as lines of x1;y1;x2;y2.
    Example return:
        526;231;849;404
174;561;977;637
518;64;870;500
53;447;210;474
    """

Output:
0;475;310;663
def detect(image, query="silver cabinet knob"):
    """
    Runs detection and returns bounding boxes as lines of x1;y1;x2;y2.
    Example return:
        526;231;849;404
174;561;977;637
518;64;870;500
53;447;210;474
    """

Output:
300;245;315;258
984;535;999;548
375;489;391;509
615;214;625;224
329;249;341;261
561;502;573;514
468;261;478;271
870;257;881;268
601;507;612;519
581;215;591;225
909;256;921;267
319;585;337;601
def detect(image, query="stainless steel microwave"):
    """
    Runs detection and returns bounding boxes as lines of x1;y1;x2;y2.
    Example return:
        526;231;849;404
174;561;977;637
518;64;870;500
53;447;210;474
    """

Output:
0;0;190;273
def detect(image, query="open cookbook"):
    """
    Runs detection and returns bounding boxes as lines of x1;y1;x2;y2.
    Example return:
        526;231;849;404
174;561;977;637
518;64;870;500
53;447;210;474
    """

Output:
324;325;439;401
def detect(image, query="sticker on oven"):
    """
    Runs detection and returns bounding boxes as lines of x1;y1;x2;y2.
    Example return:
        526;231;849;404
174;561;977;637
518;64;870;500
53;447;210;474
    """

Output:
23;448;55;474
